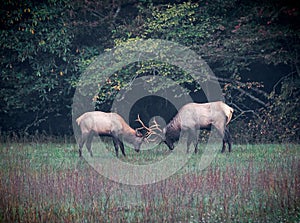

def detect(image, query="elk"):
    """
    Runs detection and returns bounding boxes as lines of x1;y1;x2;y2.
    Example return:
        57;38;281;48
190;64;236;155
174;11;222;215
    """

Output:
162;101;234;153
76;111;146;157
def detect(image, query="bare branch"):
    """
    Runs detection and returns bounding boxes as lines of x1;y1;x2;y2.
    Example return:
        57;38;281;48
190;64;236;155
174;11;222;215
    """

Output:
272;71;296;93
230;102;263;122
235;87;267;107
113;6;121;19
209;76;268;106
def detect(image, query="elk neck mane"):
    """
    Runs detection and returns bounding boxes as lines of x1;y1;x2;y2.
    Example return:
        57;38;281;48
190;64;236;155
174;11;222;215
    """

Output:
165;115;181;141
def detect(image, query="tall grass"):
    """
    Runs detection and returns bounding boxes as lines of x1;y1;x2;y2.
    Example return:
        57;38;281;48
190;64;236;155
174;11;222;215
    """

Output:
0;141;299;222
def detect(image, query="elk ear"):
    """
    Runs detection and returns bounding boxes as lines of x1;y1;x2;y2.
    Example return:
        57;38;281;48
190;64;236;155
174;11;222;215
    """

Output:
135;129;143;138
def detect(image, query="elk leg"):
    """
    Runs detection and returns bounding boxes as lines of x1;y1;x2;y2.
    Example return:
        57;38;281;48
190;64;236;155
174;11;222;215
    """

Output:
221;139;226;153
112;136;119;157
187;130;198;153
78;136;83;157
228;138;232;152
86;133;94;157
213;122;226;153
118;139;126;156
194;133;199;154
186;133;192;153
224;127;232;152
78;132;89;157
221;128;226;153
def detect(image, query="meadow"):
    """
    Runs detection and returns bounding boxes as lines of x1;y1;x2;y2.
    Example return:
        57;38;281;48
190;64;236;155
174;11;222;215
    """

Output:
0;137;299;222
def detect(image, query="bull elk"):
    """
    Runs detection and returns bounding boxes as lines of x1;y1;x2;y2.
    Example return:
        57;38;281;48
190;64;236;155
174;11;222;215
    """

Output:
137;101;234;153
162;101;234;153
76;111;159;157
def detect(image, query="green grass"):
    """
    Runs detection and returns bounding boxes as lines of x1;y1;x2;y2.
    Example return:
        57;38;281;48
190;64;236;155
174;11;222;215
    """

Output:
0;140;299;222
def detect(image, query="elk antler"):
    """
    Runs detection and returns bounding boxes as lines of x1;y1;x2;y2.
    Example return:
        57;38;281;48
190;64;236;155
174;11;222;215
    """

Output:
136;114;162;142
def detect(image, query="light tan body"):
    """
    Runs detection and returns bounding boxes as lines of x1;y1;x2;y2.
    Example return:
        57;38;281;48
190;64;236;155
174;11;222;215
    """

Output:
76;111;143;157
178;101;233;131
163;101;234;153
76;112;136;137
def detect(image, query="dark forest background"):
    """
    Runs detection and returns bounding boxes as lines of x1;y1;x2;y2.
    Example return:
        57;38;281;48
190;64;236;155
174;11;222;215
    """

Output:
0;0;299;143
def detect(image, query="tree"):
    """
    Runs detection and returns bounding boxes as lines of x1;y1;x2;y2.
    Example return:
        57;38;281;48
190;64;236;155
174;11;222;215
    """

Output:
0;0;124;134
107;0;300;142
0;0;299;142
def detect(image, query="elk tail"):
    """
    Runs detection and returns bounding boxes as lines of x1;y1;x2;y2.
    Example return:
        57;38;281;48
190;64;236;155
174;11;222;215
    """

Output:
226;107;234;125
76;115;84;126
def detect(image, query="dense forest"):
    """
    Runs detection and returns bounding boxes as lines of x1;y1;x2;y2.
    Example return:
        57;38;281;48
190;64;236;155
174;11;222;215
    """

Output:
0;0;299;143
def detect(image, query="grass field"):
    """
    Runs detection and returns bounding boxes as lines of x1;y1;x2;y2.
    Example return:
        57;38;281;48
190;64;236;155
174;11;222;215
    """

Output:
0;139;299;222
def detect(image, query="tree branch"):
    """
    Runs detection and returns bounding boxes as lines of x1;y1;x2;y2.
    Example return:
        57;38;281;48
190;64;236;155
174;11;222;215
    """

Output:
234;86;267;107
230;102;263;122
272;71;296;93
210;76;268;106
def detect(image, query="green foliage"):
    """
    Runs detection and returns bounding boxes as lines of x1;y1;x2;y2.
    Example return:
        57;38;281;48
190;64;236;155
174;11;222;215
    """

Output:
229;72;300;143
111;0;300;142
0;0;77;132
107;2;221;103
0;0;299;142
261;76;300;142
142;2;218;44
127;0;300;72
0;0;115;133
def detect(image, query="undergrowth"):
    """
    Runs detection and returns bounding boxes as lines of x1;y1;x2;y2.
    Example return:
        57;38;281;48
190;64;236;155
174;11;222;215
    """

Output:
0;141;299;222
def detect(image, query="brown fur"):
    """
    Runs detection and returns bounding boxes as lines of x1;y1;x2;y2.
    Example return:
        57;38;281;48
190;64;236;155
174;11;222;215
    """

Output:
163;101;234;153
76;111;143;157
